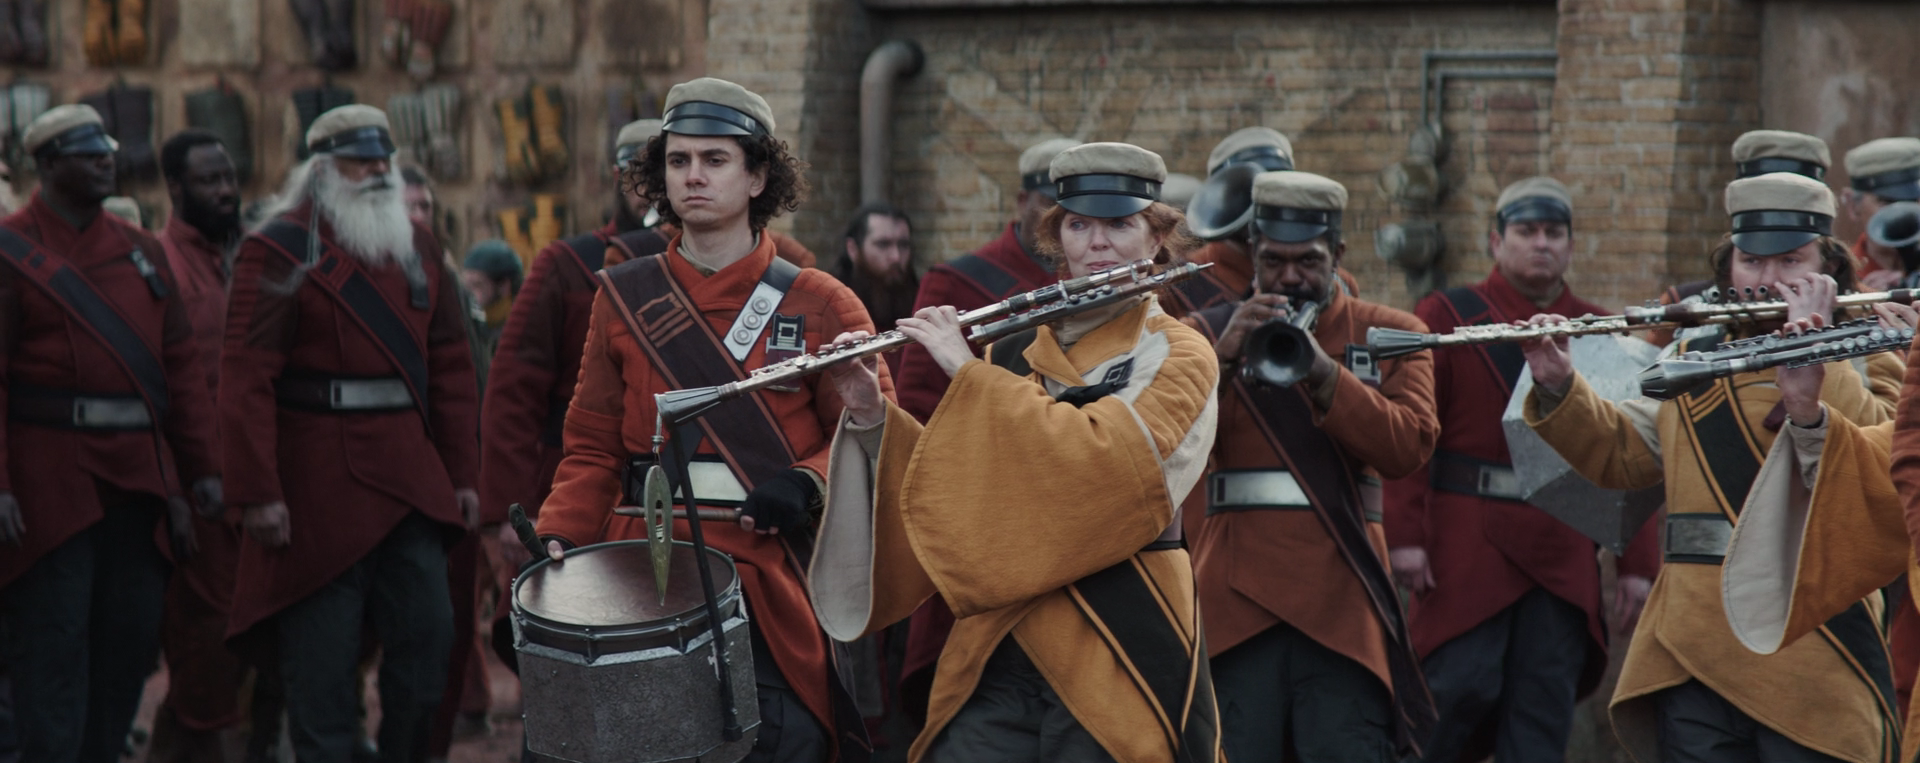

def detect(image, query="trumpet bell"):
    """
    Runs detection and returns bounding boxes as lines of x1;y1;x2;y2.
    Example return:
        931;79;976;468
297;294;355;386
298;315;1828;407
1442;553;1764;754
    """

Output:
1186;163;1260;241
1242;320;1317;387
1868;201;1920;249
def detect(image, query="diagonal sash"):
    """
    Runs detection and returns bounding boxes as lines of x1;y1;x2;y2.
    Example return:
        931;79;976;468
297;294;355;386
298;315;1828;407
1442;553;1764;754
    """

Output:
942;253;1022;300
552;232;610;280
1433;285;1525;394
1195;303;1436;755
595;254;800;489
254;219;434;429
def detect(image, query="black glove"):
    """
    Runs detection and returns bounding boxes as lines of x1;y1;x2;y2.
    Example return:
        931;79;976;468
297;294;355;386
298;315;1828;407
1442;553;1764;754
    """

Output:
739;469;818;532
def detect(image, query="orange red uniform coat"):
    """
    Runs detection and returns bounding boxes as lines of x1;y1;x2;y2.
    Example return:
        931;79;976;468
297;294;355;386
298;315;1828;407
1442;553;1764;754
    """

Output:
536;233;891;741
221;204;479;639
0;194;218;588
1183;287;1438;686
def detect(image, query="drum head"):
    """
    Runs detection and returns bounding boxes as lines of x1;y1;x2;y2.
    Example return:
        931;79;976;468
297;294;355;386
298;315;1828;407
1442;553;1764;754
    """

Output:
516;540;738;630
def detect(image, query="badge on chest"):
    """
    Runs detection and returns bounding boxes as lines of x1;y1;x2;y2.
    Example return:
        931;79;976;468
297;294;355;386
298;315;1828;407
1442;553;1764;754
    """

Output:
762;314;806;392
1345;344;1380;386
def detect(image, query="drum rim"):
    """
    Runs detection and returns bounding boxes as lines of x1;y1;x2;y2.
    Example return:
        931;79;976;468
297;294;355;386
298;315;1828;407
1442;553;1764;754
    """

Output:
512;539;742;657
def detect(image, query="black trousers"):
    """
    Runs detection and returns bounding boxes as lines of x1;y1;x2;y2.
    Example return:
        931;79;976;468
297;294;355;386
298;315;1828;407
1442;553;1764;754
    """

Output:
1212;621;1394;763
278;512;453;763
0;495;170;763
742;620;831;763
924;639;1116;763
1417;586;1586;763
1655;680;1845;763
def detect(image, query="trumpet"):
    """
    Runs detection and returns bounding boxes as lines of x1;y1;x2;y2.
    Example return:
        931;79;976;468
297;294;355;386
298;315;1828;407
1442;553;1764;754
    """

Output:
652;259;1212;426
1638;318;1916;400
1241;300;1321;387
1366;286;1920;360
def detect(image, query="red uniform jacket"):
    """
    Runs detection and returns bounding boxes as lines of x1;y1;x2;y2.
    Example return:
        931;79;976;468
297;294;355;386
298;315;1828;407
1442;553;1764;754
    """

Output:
1383;270;1660;692
0;195;218;588
895;222;1055;422
158;214;245;610
537;234;892;740
221;205;479;639
480;222;652;523
1186;288;1438;690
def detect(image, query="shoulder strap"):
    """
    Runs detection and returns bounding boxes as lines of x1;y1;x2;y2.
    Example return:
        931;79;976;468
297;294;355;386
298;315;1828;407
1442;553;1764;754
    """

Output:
611;228;670;263
1673;375;1767;518
1190;303;1236;344
1168;270;1235;314
255;220;433;428
596;255;798;489
554;232;610;278
1231;377;1437;753
942;253;1021;300
986;328;1039;377
1435;286;1525;393
0;227;170;417
1067;559;1218;763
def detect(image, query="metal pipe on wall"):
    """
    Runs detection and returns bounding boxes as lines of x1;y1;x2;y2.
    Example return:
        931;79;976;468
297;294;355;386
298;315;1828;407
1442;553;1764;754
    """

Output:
860;40;926;205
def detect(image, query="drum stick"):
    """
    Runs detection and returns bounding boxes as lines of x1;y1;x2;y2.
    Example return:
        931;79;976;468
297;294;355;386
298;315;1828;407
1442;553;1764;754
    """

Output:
612;505;743;523
507;503;545;558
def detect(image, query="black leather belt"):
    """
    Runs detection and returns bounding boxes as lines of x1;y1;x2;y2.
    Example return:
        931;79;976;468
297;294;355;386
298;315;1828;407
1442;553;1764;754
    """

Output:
8;386;151;430
1429;452;1524;501
274;374;414;413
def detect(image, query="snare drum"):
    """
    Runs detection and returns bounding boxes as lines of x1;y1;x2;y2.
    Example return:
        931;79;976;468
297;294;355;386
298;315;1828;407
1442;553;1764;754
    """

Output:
514;540;760;763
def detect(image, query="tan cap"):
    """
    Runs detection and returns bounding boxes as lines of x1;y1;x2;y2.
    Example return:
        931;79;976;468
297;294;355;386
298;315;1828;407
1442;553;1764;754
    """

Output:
1251;170;1346;243
1049;142;1166;218
101;196;141;227
1019;137;1082;196
1206;127;1294;176
662;78;775;137
1494;176;1572;227
1160;173;1201;210
23;104;116;157
1731;130;1830;179
1726;171;1835;256
1846;137;1920;201
305;104;395;159
614;118;663;165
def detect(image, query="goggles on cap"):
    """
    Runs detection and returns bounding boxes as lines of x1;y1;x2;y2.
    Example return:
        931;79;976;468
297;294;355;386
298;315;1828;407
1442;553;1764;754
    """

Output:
1218;146;1294;174
1054;173;1160;219
1736;157;1825;181
309;126;397;159
1729;209;1832;256
1253;205;1341;244
661;101;766;138
1853;167;1920;202
40;123;117;158
1496;196;1572;228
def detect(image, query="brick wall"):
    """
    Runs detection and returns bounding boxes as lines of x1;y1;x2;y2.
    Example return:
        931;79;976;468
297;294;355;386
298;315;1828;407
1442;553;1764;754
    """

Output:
1549;0;1761;309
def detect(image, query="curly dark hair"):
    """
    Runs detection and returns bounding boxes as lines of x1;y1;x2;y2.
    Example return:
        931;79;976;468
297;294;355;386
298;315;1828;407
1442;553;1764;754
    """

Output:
1707;233;1858;294
1033;201;1200;274
623;132;810;232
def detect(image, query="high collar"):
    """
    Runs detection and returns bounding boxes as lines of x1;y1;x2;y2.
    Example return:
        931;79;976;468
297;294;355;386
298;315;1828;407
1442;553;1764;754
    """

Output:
1022;295;1155;387
663;228;778;306
1482;266;1581;318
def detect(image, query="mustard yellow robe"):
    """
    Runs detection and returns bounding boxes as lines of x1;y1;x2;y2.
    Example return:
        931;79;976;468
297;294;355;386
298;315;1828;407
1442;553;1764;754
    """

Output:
810;297;1220;763
1525;353;1902;763
1722;413;1920;762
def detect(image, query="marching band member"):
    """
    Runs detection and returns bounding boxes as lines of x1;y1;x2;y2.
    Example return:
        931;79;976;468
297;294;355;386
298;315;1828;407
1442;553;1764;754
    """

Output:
1183;170;1438;762
534;78;886;762
1520;171;1901;763
813;141;1221;763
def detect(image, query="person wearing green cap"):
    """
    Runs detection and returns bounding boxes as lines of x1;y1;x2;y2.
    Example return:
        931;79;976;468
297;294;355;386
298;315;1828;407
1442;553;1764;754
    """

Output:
460;238;523;357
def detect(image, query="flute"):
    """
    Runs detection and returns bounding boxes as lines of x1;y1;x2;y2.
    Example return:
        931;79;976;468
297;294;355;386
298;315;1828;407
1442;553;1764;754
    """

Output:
1367;287;1920;360
1637;319;1916;400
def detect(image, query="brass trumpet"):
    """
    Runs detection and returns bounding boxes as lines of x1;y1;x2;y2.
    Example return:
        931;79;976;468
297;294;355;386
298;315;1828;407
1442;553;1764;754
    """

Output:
1241;301;1321;387
1367;286;1920;360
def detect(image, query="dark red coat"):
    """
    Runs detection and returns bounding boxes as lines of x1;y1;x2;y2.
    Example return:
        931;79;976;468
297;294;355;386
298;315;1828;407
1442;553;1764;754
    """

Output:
0;195;218;588
221;204;479;638
1383;270;1660;694
894;222;1056;422
158;214;244;609
479;223;651;523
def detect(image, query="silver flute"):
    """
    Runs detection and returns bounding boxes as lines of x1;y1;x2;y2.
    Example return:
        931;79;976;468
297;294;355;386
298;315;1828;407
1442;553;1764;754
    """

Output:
1637;318;1915;400
652;259;1212;426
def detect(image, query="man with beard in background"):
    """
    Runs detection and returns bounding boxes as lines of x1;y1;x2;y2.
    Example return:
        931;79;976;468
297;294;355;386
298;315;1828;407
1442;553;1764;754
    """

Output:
220;105;479;763
147;128;251;763
832;202;916;372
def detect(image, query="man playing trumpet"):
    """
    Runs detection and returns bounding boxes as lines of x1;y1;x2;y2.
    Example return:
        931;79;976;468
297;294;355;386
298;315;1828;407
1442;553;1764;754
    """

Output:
1520;171;1901;763
1184;170;1440;760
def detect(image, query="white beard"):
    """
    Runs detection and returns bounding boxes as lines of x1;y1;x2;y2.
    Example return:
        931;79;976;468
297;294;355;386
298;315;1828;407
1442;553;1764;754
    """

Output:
255;156;419;269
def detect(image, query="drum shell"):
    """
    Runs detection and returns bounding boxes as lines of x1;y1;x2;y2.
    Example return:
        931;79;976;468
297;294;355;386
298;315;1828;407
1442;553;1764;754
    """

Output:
514;540;761;763
519;611;759;763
